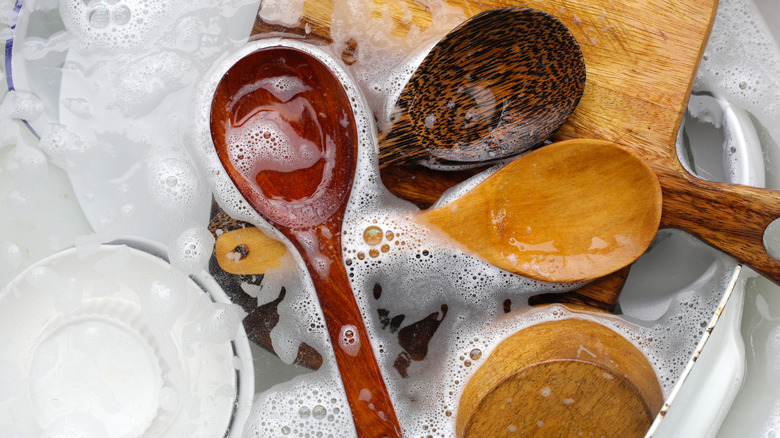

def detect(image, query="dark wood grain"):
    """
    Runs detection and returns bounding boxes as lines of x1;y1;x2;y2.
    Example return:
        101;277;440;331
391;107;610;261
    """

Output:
379;164;486;209
211;46;401;437
659;169;780;285
378;7;585;168
529;266;630;312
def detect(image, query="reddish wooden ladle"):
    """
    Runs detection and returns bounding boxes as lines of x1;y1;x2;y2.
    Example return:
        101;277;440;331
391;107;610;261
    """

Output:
210;45;402;437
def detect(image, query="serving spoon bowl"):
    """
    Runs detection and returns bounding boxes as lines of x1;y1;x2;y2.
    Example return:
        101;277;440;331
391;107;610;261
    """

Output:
419;139;662;283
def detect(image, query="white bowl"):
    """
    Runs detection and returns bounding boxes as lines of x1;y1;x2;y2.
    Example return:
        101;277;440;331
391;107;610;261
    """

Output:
0;237;253;437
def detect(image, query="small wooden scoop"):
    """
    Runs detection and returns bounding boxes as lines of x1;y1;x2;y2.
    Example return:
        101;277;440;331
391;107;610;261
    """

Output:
420;139;662;283
210;45;401;436
378;7;585;168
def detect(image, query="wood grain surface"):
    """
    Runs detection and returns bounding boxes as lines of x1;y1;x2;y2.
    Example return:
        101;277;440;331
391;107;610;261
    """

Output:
456;309;664;437
420;139;662;283
376;7;585;168
252;0;334;44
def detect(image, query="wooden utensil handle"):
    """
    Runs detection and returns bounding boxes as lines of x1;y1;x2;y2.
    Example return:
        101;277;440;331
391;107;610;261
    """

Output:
294;229;403;437
252;0;333;44
661;170;780;285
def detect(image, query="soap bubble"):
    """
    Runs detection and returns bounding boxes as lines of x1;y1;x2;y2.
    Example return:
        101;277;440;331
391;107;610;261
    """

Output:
168;226;214;275
59;0;173;52
147;152;206;225
1;241;22;269
0;90;44;121
38;123;89;171
114;51;196;116
62;97;92;118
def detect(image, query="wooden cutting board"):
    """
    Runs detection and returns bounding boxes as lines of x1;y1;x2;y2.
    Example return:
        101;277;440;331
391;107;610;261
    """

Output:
253;0;716;153
244;0;717;311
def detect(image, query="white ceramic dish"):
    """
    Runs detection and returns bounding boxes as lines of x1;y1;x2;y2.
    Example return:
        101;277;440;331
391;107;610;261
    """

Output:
0;238;253;437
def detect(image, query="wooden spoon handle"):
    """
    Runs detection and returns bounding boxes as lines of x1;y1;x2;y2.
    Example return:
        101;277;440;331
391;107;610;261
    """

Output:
661;170;780;285
252;0;333;44
294;230;402;437
529;266;630;312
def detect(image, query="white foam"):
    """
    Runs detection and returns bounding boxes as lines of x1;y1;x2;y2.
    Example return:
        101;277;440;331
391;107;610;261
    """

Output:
58;0;173;52
0;90;44;121
227;111;323;174
38;123;89;171
256;0;303;28
146;152;207;226
1;241;22;269
113;51;197;116
183;301;246;346
168;226;215;275
695;0;780;188
242;373;356;438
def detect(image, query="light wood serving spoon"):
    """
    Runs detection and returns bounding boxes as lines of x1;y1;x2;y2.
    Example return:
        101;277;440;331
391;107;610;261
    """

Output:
210;45;402;437
378;7;586;169
420;139;662;283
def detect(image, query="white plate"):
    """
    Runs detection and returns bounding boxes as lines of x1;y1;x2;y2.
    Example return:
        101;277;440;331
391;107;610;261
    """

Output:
0;238;253;437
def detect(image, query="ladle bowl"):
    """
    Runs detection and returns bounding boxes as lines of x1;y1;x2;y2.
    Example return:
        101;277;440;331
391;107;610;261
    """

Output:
207;40;401;437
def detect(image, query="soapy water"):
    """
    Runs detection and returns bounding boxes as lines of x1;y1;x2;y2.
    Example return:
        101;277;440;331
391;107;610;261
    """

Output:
1;0;780;436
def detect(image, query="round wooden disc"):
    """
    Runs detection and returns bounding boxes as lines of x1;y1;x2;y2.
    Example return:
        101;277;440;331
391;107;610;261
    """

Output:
457;314;663;437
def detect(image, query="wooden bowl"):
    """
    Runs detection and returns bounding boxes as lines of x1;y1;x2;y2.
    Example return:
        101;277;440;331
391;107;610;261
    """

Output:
457;307;663;437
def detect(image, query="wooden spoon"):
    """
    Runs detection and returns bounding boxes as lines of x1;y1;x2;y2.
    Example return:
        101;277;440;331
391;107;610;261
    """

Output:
420;139;662;283
378;7;586;169
210;45;401;437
